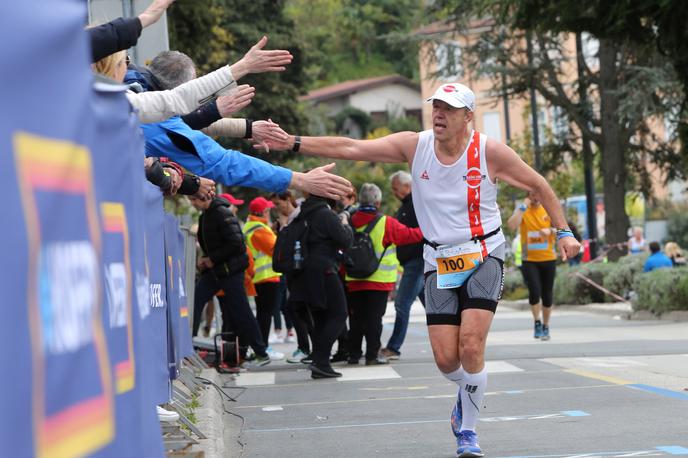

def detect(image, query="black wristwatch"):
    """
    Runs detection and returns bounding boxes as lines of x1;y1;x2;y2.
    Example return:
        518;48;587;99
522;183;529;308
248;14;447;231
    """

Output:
292;135;301;152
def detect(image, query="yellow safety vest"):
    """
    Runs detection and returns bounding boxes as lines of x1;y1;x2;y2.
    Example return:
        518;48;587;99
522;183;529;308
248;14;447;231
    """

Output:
243;220;281;283
346;215;399;283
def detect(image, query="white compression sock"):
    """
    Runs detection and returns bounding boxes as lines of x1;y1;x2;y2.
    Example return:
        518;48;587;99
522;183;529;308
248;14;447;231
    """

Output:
460;367;487;432
441;367;465;386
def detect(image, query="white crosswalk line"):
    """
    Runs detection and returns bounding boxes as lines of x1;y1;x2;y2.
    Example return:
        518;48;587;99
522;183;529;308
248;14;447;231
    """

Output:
337;366;402;382
234;372;276;386
486;360;524;373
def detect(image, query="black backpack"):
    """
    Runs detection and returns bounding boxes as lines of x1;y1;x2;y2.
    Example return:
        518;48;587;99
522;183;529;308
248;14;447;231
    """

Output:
273;206;319;274
344;214;387;279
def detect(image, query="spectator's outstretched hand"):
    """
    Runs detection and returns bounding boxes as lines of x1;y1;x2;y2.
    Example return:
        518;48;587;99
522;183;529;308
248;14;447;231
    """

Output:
138;0;176;28
217;85;255;117
230;36;293;79
195;177;216;201
253;122;292;151
291;163;353;201
251;119;289;153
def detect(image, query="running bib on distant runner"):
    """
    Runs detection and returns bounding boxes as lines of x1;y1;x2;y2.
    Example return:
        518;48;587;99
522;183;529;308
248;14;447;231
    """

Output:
526;230;548;251
435;241;483;289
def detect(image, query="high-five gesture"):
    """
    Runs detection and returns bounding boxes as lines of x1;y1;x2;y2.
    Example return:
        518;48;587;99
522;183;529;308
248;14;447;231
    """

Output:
230;36;293;80
216;85;255;117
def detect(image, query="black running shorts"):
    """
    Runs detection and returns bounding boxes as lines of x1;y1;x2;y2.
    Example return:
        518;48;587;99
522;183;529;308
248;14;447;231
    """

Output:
424;256;504;326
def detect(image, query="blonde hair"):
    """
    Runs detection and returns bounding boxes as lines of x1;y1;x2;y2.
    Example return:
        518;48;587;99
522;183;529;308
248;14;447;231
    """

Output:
92;50;126;79
664;242;683;258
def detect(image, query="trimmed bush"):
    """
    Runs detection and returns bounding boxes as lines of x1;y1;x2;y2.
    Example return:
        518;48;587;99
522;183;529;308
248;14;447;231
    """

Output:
604;253;650;299
633;267;688;315
553;262;617;305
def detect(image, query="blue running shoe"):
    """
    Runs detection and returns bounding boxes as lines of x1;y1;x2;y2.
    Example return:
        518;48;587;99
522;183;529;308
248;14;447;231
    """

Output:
457;430;484;457
450;396;462;437
541;325;550;341
534;320;543;339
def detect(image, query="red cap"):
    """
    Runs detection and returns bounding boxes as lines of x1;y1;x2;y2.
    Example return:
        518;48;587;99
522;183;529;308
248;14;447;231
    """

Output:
219;193;244;205
248;196;275;214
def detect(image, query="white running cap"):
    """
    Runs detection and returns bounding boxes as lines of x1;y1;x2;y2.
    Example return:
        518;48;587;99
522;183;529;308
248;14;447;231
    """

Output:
426;83;476;111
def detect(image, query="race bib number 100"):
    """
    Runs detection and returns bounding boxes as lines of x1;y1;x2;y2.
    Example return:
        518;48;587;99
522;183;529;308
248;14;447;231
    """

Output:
435;242;483;289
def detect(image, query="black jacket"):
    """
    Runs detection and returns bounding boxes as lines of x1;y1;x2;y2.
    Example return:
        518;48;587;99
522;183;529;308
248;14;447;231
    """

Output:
89;17;142;63
197;198;248;276
287;197;352;308
395;193;423;265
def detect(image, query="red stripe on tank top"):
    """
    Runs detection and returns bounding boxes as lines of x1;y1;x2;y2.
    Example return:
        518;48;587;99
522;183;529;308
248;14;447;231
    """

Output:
466;131;488;257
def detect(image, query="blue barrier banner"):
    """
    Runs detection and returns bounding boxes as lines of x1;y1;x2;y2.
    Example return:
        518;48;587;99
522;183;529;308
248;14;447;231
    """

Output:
142;183;172;405
163;214;182;376
0;0;164;456
176;224;195;358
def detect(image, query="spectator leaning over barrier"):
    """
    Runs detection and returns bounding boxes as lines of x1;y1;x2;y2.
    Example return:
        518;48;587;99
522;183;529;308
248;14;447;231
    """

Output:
128;50;352;200
189;195;271;368
244;197;284;361
643;241;674;272
92;35;293;124
664;242;686;266
270;191;314;364
380;171;426;361
346;183;423;365
507;191;557;341
284;193;354;379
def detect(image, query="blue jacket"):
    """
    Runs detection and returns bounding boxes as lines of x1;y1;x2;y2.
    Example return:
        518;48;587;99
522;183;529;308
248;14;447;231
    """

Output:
141;116;292;193
643;252;673;272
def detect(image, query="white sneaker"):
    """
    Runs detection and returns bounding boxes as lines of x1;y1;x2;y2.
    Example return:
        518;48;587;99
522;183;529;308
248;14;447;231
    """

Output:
157;405;179;422
268;332;285;344
266;346;284;360
287;349;306;363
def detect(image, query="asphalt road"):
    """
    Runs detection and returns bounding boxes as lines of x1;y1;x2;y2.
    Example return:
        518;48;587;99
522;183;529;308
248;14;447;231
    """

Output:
223;301;688;458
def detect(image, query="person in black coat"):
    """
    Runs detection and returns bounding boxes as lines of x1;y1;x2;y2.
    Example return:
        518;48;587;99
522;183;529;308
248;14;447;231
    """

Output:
190;195;270;366
286;194;353;378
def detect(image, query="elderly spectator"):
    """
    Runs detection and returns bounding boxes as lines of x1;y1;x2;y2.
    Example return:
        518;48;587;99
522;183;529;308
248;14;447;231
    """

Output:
345;183;423;365
92;35;292;123
643;241;674;272
133;50;352;200
380;170;425;360
628;226;647;254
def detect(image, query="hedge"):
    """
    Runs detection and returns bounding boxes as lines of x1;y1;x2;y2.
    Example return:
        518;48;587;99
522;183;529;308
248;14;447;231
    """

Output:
633;266;688;315
603;253;649;299
553;262;618;305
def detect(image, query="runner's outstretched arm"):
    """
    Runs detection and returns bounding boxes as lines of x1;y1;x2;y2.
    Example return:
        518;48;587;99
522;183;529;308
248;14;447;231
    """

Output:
257;131;419;165
487;138;581;260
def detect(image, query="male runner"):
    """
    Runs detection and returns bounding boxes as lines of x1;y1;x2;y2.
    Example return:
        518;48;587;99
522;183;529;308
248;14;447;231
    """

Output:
259;83;581;457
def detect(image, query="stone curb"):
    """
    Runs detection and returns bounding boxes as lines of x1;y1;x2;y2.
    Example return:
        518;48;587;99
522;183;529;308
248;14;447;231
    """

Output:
193;369;235;458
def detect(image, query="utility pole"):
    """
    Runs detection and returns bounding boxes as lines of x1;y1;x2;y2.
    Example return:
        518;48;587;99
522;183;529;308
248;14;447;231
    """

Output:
576;32;598;259
500;28;512;143
526;32;542;171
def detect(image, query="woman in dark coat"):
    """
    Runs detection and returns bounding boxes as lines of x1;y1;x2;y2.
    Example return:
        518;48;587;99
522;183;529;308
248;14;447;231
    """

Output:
286;193;353;378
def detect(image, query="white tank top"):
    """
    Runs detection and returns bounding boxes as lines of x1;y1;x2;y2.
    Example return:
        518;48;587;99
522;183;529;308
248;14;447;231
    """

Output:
411;129;506;268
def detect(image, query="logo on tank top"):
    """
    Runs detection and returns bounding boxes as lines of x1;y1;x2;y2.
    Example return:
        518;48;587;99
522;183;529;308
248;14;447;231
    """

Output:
463;166;486;189
420;169;430;180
